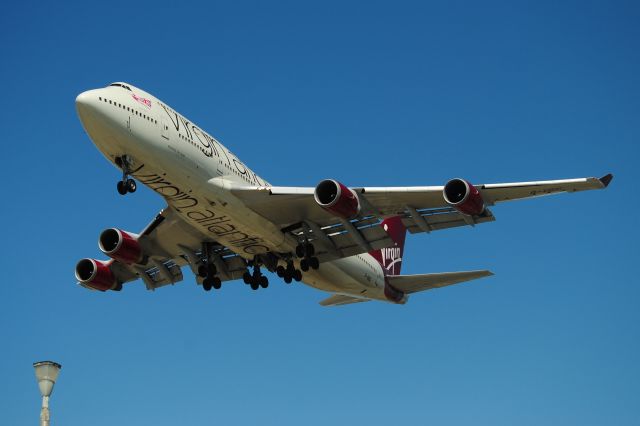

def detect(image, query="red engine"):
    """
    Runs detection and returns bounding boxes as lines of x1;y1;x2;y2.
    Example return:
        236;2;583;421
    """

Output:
75;258;116;291
443;178;485;216
314;179;361;219
99;228;143;264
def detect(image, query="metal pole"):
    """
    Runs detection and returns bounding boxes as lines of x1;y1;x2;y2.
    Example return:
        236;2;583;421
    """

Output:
40;396;50;426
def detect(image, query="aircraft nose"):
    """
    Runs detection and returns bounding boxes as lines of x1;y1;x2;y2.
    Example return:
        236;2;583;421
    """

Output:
76;89;107;135
75;90;95;114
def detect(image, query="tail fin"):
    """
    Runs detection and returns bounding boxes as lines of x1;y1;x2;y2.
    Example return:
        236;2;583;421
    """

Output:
369;216;407;276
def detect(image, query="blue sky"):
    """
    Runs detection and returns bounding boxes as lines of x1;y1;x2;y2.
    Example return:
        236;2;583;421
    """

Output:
1;1;638;425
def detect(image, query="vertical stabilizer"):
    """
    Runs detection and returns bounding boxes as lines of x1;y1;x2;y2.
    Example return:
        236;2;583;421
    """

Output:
369;216;407;276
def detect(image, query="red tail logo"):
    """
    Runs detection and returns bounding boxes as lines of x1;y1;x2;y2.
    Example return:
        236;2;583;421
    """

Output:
369;216;407;276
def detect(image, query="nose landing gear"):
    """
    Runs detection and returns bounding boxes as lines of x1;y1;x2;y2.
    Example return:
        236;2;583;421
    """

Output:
117;179;137;195
115;155;137;195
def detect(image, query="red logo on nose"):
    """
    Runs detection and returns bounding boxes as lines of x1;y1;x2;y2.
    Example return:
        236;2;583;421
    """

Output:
132;93;152;108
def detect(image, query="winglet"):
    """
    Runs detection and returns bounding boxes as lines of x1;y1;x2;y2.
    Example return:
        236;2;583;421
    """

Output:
599;173;613;188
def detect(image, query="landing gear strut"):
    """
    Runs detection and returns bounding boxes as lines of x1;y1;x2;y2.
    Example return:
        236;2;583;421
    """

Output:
115;155;137;195
200;242;222;291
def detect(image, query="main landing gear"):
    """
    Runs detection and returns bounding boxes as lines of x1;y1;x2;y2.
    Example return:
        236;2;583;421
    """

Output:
243;264;269;290
276;261;302;284
296;242;319;272
115;156;137;195
199;243;222;292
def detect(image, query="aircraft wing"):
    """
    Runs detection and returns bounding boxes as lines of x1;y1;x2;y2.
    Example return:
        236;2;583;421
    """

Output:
81;207;249;291
226;174;611;261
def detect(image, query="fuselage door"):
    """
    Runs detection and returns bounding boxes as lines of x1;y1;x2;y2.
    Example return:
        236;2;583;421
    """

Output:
161;117;169;140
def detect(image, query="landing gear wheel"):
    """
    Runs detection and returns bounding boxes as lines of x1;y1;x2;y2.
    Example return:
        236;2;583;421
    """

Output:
203;279;213;291
293;270;302;282
117;181;127;195
243;272;252;284
126;178;137;193
309;257;320;270
296;243;315;258
300;258;309;272
250;281;259;290
284;275;292;284
259;276;269;288
276;265;285;277
212;277;222;289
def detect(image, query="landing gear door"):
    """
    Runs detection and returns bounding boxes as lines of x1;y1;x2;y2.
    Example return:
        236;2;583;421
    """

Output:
161;117;169;140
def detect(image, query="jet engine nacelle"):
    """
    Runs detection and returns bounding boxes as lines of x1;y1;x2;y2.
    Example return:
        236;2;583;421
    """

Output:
75;258;117;291
99;228;143;264
314;179;361;219
443;178;485;216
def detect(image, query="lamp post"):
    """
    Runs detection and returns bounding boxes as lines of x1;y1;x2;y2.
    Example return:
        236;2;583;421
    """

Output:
33;361;62;426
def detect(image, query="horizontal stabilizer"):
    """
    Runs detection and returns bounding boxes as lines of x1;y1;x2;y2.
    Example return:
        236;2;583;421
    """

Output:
319;294;371;307
387;270;493;294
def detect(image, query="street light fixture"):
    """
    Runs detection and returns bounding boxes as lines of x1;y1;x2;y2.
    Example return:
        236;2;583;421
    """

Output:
33;361;62;426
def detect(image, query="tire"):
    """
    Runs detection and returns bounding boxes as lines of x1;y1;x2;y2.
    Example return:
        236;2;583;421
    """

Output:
310;257;320;270
213;277;222;289
127;179;137;193
243;272;252;284
300;259;309;272
276;265;285;277
203;279;213;291
250;281;259;290
293;270;302;282
295;244;305;258
117;181;127;195
284;275;292;284
259;276;269;288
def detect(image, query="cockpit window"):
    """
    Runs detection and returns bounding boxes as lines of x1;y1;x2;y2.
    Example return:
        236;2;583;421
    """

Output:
109;83;132;91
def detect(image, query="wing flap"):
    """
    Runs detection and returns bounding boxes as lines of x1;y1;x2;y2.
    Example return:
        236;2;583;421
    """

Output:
402;207;496;234
387;270;493;294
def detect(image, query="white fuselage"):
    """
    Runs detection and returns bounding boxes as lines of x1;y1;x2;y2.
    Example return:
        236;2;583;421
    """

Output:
76;83;392;302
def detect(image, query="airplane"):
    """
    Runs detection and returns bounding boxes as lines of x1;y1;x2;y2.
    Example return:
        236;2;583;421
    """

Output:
74;82;613;306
